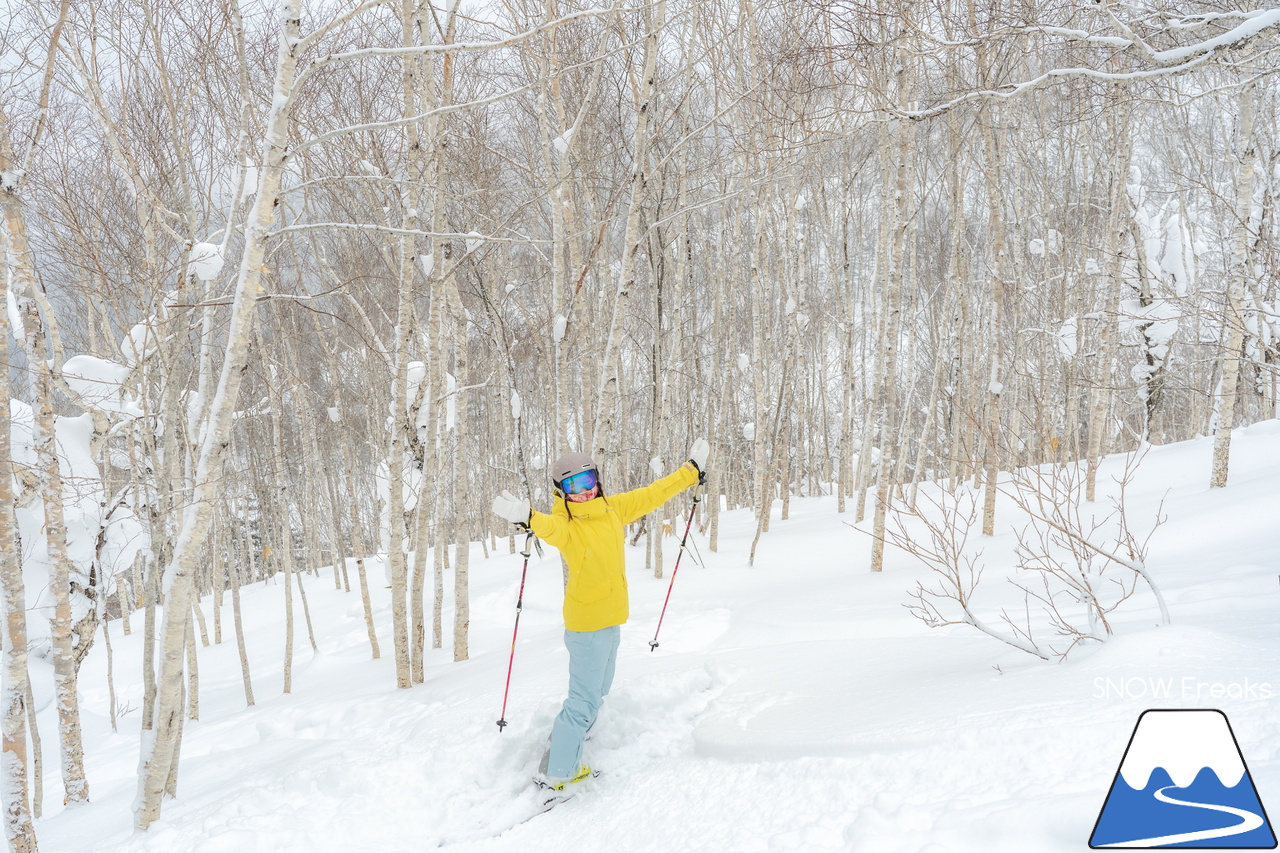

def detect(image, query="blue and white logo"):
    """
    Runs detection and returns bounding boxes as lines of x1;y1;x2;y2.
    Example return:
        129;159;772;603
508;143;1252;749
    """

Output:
1090;709;1277;848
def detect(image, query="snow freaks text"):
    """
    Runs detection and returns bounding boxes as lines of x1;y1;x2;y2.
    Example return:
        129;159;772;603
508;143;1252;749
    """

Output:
1093;678;1274;702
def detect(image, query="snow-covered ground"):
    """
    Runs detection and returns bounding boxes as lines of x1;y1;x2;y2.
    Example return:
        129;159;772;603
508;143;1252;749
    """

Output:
39;422;1280;852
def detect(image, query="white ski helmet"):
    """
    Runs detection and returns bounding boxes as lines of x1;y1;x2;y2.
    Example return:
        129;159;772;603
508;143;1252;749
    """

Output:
551;450;596;486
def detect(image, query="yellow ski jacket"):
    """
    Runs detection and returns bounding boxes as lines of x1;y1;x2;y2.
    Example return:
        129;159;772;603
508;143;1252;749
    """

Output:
529;462;700;633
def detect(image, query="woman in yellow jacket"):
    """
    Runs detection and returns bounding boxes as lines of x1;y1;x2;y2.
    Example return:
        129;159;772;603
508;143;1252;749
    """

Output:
491;438;709;792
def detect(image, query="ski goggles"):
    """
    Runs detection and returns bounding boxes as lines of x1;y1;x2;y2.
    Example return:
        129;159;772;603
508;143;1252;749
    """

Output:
559;468;599;496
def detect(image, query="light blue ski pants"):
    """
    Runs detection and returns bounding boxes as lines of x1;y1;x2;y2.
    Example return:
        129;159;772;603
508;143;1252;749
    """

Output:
546;624;621;778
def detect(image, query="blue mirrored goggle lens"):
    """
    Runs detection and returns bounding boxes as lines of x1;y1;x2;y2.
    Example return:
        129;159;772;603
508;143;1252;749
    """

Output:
561;469;598;495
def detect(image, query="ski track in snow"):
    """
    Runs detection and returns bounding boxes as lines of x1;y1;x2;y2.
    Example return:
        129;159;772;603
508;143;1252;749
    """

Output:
37;421;1280;852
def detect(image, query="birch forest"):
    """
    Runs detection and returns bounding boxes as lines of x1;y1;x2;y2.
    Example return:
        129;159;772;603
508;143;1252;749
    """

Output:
1;0;1278;846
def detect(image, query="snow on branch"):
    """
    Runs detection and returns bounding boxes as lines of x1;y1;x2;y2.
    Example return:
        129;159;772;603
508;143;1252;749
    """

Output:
1150;7;1280;64
1031;27;1134;49
1165;10;1259;30
268;221;550;246
903;53;1219;120
903;6;1280;121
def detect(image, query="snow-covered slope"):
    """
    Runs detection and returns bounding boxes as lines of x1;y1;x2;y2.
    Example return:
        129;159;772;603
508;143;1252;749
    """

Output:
39;421;1280;852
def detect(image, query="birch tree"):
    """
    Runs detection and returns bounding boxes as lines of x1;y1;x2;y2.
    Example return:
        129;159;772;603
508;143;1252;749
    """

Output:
592;0;668;464
0;113;41;853
1085;83;1134;502
869;53;915;573
1209;84;1260;488
2;0;89;809
135;0;310;827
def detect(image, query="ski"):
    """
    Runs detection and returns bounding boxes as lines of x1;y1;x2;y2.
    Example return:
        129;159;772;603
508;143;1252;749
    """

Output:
533;789;578;816
504;770;601;830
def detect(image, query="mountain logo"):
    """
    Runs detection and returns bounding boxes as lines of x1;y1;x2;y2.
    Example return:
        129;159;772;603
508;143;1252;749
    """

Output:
1090;709;1277;848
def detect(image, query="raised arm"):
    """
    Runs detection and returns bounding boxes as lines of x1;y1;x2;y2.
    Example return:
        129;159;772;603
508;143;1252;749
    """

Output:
528;499;573;549
609;462;701;526
493;489;574;550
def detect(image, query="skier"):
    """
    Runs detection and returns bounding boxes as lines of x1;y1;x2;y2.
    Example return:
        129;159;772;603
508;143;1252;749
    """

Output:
491;438;709;794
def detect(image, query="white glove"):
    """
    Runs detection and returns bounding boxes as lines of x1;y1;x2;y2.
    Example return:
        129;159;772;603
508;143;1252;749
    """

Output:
688;438;709;472
492;490;531;525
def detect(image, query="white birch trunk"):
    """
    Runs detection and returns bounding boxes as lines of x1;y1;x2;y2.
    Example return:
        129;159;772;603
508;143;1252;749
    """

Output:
1085;85;1134;501
135;1;305;827
230;523;255;707
184;612;198;721
592;0;667;462
0;132;39;852
344;457;380;660
103;615;117;733
141;557;158;730
451;432;470;662
21;678;40;821
975;96;1010;536
410;487;431;683
870;76;913;573
1210;85;1259;488
384;0;422;691
942;69;970;491
281;529;295;696
5;160;90;809
433;513;445;651
449;266;471;661
385;217;415;689
322;449;349;592
317;339;350;593
191;597;209;649
269;374;298;694
749;221;768;526
706;208;728;552
211;524;224;646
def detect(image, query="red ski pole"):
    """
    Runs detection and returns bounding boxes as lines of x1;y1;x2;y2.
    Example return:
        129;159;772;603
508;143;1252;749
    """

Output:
497;527;536;731
649;470;706;652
